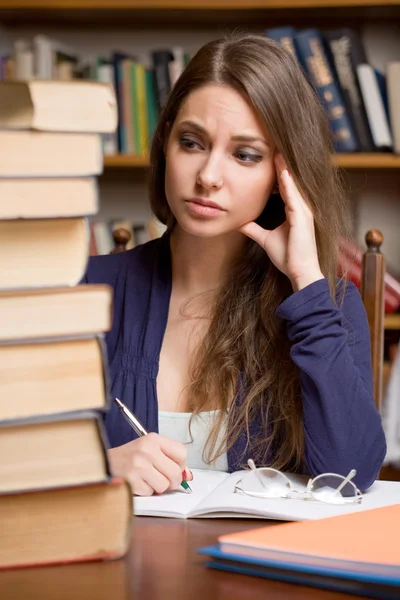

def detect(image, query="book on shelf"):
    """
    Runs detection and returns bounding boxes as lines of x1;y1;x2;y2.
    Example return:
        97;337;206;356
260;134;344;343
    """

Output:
339;237;400;314
0;217;90;290
198;505;400;600
0;336;110;421
294;29;360;153
0;477;132;570
266;25;396;154
3;28;397;158
324;28;375;152
387;62;400;155
0;411;110;493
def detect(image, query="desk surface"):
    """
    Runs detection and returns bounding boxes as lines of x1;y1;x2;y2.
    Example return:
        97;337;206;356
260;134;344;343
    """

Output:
0;517;364;600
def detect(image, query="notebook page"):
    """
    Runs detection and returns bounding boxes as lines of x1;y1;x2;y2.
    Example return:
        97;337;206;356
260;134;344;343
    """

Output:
191;472;400;520
133;469;229;518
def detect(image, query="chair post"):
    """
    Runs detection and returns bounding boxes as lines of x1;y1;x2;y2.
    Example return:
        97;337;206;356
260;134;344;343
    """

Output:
110;227;131;254
361;230;385;412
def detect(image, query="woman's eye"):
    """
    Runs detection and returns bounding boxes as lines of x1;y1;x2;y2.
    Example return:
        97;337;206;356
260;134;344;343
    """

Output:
235;150;263;164
179;136;202;150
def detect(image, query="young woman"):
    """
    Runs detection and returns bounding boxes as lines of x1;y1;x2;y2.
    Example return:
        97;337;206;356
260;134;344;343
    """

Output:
85;32;386;496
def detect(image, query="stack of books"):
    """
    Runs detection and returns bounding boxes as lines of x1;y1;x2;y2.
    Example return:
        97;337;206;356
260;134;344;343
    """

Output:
0;79;132;570
199;505;400;599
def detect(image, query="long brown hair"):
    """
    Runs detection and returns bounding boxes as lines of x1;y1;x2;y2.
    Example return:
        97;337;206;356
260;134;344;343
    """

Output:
149;31;351;471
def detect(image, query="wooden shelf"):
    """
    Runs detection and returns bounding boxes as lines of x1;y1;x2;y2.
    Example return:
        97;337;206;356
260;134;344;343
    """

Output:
0;0;399;27
103;153;400;170
334;154;400;169
385;314;400;330
104;154;149;168
0;1;399;8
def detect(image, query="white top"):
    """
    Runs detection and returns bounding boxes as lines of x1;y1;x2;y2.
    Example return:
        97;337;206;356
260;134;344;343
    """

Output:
158;409;229;472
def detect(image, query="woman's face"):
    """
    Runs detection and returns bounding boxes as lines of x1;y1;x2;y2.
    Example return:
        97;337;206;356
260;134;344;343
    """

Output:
164;83;277;238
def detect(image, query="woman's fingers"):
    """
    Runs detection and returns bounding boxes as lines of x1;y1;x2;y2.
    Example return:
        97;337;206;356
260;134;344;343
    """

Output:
238;221;271;247
274;153;312;216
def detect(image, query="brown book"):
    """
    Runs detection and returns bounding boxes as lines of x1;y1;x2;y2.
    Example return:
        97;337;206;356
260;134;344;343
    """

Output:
0;80;118;133
0;550;130;599
387;62;400;155
0;130;102;177
0;177;98;219
0;217;89;290
0;411;110;493
0;336;110;421
0;285;112;342
0;478;132;570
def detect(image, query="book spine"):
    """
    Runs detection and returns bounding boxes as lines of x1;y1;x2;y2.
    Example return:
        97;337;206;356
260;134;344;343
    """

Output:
136;63;148;155
325;30;374;152
97;61;118;155
145;67;158;144
111;53;126;153
122;59;134;154
294;29;359;152
265;27;298;61
357;64;393;149
130;62;139;155
151;49;174;109
387;62;400;154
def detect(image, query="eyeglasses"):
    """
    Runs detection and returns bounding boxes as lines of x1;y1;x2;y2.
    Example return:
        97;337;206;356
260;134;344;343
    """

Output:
234;460;363;505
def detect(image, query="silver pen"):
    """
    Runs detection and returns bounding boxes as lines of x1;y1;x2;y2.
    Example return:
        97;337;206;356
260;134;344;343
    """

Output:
113;397;192;493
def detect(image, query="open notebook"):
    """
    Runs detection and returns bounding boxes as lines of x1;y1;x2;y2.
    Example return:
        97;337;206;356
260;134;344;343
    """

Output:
134;468;400;521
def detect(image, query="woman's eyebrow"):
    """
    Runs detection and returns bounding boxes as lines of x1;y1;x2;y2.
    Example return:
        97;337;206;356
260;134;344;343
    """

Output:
177;120;269;147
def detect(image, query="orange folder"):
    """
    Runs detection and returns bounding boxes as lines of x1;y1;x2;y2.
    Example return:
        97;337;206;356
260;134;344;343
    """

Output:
219;504;400;575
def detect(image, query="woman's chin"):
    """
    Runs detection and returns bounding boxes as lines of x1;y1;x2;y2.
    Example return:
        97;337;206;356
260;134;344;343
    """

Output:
175;215;233;238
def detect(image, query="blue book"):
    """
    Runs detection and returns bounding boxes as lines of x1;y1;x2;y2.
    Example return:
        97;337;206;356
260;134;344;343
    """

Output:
294;29;359;152
198;545;400;600
265;27;298;61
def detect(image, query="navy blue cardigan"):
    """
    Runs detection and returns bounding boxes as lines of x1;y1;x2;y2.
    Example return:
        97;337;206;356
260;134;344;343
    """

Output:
84;234;386;490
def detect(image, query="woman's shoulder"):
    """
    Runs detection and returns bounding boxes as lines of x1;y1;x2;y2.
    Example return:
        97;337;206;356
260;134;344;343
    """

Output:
83;237;162;287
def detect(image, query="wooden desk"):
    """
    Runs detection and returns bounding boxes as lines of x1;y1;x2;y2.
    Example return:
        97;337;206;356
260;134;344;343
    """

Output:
0;517;363;600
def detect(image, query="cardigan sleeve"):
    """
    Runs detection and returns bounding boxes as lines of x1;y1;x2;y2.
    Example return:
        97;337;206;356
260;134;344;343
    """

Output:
276;278;386;491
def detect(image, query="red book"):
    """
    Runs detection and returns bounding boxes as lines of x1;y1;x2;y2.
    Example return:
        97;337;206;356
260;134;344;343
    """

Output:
339;237;400;314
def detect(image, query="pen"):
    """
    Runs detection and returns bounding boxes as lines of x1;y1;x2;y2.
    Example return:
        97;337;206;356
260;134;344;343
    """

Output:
114;397;192;493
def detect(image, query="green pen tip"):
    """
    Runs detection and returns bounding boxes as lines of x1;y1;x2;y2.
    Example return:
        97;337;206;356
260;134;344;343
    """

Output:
181;480;192;493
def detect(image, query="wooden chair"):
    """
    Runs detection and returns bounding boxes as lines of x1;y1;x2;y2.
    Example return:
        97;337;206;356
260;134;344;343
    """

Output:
361;229;385;413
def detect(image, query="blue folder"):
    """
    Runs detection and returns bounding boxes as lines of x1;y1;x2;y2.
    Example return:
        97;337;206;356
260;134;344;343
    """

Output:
198;545;400;600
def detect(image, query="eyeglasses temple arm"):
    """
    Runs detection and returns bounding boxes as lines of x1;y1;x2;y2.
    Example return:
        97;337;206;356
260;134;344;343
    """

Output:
333;468;357;496
248;459;269;490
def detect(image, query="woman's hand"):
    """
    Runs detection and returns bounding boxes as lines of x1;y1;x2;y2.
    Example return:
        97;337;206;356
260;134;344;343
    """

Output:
108;433;193;496
239;153;324;292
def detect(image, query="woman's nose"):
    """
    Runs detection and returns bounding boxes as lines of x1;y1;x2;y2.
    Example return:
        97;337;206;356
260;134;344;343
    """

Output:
196;157;223;190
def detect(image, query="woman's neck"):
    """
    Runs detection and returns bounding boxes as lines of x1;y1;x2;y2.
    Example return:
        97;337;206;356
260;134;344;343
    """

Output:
169;226;246;297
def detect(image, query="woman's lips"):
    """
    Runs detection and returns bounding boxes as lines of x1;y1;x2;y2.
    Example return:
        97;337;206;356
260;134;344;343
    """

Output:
185;198;225;217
